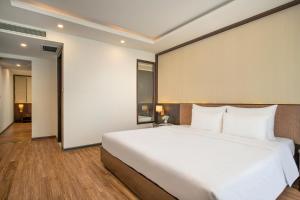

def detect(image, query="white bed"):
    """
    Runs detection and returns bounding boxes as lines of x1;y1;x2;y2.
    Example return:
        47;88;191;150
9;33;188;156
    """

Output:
102;125;299;200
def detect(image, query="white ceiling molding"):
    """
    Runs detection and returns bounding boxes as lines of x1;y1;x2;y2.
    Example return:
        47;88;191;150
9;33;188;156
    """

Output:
10;0;154;44
0;0;295;53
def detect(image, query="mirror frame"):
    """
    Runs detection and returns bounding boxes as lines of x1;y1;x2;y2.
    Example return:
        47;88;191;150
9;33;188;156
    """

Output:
136;59;156;124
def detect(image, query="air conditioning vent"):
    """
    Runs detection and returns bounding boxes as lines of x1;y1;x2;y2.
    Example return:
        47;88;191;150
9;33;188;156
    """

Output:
42;45;58;53
0;22;46;37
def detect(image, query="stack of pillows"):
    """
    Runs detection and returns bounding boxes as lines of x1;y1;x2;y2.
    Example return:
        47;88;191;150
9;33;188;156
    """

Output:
191;104;278;140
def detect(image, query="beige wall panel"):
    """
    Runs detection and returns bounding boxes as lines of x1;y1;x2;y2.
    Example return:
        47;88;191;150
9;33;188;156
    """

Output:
158;5;300;104
14;76;27;103
26;77;32;103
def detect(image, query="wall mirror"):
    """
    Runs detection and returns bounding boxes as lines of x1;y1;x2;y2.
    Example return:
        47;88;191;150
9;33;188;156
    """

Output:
137;60;155;124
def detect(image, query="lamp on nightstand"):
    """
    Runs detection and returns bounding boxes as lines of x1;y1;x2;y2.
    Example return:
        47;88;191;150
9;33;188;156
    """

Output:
155;105;164;116
156;105;169;124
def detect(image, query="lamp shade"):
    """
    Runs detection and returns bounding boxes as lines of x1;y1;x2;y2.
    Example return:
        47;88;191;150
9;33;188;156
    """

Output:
18;103;24;109
18;103;24;113
156;105;163;113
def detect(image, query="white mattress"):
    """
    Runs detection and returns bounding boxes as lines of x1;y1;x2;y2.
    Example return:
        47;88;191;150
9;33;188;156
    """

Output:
102;126;299;200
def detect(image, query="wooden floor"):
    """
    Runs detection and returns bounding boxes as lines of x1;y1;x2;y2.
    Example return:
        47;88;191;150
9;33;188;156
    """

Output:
0;123;299;200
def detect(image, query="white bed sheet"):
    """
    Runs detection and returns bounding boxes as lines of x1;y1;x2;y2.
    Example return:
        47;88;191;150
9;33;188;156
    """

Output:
102;126;299;200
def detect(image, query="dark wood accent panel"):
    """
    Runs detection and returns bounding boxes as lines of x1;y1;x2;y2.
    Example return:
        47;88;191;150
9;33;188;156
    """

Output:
157;1;300;56
101;147;176;200
14;103;32;123
179;104;193;125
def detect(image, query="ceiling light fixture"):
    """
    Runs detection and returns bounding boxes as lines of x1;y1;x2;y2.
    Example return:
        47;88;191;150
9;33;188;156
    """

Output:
120;40;125;44
57;24;64;29
20;43;27;47
16;64;21;67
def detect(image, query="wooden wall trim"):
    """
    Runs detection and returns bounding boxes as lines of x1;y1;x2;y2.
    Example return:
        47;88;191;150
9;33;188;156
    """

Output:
63;142;101;151
32;135;56;140
157;0;300;56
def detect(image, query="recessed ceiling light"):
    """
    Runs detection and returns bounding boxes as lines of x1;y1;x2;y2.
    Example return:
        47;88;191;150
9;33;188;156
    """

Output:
16;64;21;67
57;24;64;29
120;40;125;44
20;43;27;47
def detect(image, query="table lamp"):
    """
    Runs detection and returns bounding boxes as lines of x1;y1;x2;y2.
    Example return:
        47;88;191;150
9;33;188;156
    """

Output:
18;103;24;113
155;105;164;116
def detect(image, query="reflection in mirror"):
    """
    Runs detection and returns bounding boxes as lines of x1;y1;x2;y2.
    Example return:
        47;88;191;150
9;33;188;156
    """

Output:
137;60;155;124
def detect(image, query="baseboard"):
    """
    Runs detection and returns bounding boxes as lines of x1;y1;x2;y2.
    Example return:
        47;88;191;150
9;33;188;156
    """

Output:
32;135;56;140
0;122;14;135
63;142;102;151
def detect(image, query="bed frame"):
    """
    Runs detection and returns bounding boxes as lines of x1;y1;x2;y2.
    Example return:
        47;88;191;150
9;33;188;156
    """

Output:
101;104;300;199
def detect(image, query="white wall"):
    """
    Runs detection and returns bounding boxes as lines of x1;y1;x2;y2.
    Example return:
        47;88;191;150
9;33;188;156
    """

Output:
31;57;57;138
46;31;155;148
0;67;14;133
0;53;57;138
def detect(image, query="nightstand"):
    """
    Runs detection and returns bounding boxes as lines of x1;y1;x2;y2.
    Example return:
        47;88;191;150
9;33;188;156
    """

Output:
153;123;174;128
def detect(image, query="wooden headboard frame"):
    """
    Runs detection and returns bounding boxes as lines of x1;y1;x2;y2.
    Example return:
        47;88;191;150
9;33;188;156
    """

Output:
179;104;300;144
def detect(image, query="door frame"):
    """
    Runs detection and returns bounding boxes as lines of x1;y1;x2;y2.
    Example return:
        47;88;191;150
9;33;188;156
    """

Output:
57;48;63;148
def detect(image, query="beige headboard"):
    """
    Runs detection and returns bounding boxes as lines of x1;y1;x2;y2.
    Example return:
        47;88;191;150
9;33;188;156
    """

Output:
179;104;300;144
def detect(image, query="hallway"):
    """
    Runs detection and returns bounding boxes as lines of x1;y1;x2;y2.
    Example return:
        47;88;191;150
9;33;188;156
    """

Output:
0;123;31;144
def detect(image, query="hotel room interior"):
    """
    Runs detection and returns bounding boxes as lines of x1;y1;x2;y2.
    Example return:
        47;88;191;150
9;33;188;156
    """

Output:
0;0;300;199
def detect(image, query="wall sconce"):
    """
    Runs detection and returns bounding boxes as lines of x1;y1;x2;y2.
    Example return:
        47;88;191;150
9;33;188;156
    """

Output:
18;103;24;113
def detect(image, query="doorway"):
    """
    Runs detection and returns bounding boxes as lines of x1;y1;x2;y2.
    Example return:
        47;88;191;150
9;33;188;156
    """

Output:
0;31;63;147
0;57;32;141
57;51;63;144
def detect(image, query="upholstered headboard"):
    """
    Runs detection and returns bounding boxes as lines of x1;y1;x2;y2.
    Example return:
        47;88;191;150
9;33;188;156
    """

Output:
178;104;300;144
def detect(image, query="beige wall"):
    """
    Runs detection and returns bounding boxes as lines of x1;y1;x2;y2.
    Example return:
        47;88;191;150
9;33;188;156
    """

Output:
158;5;300;104
0;67;14;132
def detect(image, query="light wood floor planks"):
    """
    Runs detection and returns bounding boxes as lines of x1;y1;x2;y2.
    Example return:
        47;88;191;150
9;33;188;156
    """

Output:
0;123;299;200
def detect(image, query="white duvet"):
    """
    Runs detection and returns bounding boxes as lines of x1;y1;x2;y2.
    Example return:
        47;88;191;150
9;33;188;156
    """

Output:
102;126;299;200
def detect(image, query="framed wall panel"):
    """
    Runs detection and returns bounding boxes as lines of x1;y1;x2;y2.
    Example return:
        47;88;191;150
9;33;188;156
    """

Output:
157;5;300;104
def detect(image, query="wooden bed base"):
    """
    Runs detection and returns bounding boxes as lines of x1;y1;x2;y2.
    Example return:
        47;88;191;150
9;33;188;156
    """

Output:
101;147;176;200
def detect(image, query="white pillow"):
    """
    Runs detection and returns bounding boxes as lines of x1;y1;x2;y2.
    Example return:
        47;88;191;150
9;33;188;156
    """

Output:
226;105;277;139
191;111;224;132
191;104;226;132
223;113;270;140
193;104;227;113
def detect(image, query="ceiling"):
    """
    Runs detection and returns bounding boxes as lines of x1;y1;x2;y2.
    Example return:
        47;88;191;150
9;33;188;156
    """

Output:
0;57;31;71
0;31;63;59
0;0;294;53
18;0;231;39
